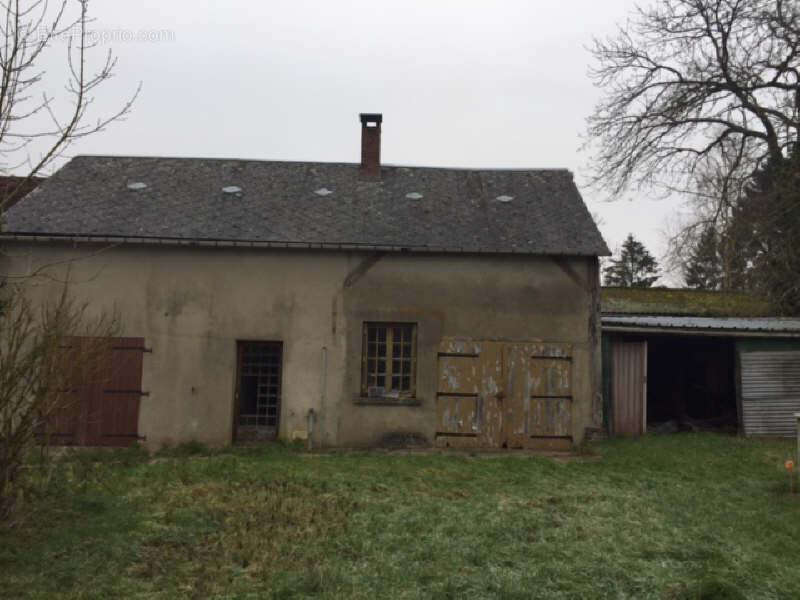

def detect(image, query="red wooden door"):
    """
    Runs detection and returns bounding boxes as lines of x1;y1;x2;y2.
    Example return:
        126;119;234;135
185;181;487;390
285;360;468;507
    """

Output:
85;338;146;446
44;340;83;446
43;337;146;447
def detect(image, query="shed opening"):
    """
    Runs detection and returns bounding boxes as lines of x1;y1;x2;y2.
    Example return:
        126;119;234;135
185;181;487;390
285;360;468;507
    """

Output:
646;336;737;433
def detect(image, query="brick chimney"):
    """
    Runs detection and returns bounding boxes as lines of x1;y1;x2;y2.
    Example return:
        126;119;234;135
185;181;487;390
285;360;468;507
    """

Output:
359;113;382;179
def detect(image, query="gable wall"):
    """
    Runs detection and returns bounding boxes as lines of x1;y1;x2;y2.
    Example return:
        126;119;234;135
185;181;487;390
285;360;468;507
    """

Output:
3;243;601;448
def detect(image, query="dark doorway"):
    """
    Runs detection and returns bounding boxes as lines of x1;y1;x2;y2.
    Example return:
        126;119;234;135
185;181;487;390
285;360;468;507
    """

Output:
646;336;737;433
235;341;282;442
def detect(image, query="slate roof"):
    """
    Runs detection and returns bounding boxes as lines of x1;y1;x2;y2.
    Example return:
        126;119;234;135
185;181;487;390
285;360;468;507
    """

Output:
3;155;610;256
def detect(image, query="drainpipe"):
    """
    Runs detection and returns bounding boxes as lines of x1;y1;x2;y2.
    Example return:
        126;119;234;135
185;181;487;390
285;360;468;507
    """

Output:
306;408;316;451
318;346;327;447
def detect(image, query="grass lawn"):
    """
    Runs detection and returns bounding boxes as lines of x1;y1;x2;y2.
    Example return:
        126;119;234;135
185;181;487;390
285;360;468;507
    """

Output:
2;434;800;599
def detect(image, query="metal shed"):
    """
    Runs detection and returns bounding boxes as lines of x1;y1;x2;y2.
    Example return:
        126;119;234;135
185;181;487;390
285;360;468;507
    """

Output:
601;290;800;437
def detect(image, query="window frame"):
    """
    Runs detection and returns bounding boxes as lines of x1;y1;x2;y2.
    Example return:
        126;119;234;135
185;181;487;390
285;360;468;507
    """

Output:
360;322;418;400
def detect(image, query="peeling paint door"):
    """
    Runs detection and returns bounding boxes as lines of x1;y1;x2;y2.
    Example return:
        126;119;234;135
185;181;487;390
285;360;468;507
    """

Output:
436;339;573;449
505;343;573;449
435;340;503;448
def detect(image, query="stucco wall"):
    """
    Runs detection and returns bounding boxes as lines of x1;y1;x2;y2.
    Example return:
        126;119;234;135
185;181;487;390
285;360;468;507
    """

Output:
3;243;601;449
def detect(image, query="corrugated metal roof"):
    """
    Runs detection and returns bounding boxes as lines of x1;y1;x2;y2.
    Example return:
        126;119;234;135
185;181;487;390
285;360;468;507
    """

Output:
602;315;800;335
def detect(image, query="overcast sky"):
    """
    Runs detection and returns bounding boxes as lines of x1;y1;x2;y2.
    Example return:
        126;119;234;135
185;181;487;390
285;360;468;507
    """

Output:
41;0;688;281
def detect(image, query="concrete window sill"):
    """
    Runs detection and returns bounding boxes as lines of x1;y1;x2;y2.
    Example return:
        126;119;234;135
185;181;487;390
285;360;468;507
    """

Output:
353;396;422;407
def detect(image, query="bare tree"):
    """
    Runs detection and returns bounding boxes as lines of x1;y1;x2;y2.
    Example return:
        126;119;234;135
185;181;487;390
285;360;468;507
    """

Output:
664;138;751;289
0;0;139;211
586;0;800;198
0;0;136;523
0;280;119;523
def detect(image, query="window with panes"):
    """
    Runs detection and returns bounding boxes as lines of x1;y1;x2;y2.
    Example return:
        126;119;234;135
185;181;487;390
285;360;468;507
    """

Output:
361;323;417;398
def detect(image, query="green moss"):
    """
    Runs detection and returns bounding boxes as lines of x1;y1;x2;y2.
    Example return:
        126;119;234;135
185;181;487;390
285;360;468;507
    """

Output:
601;287;772;317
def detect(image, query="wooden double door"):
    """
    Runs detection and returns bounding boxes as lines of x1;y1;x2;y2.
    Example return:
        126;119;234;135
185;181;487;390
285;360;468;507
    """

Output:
435;338;573;450
46;337;146;447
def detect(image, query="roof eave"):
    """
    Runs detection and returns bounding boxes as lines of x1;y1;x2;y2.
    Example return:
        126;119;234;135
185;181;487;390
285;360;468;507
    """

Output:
0;232;607;257
602;324;800;338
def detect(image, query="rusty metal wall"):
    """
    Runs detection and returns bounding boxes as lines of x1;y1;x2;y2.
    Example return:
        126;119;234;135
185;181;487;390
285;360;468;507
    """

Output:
740;351;800;437
611;339;647;436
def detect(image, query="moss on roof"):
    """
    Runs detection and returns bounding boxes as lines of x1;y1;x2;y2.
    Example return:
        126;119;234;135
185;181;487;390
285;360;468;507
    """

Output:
601;287;772;317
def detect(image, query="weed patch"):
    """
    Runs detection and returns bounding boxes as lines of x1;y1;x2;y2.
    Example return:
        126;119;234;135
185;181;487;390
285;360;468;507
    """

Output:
129;478;356;597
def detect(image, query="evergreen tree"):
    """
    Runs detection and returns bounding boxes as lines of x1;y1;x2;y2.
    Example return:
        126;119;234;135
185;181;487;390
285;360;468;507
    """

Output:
603;234;660;288
684;227;722;290
728;150;800;314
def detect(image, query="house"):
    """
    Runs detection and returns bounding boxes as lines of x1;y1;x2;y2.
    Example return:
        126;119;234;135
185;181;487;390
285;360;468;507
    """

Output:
601;287;800;437
0;175;43;208
1;114;609;450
